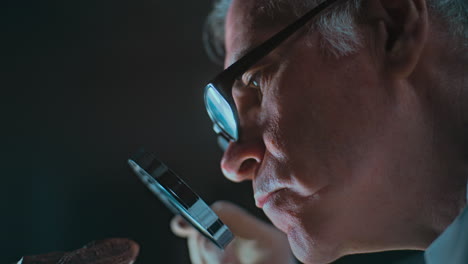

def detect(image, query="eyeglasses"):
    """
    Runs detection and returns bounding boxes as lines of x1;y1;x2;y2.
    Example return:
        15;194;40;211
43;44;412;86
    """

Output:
204;0;341;149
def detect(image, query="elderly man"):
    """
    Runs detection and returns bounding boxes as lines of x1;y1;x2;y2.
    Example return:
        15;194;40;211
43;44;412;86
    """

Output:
18;0;467;263
172;0;468;263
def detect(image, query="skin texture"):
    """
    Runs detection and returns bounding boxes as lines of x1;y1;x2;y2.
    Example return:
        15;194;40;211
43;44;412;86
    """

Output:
219;0;468;263
22;238;139;264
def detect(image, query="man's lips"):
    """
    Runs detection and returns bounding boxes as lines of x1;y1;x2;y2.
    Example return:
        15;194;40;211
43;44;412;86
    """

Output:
255;188;285;208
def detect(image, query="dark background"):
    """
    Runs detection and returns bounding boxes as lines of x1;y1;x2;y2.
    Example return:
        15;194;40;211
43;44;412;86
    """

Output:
1;0;421;263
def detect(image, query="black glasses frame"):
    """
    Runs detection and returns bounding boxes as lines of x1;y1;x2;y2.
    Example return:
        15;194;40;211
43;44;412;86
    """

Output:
204;0;342;145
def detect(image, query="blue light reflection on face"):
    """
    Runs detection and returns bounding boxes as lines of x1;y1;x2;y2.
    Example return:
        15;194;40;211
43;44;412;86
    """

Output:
205;86;237;140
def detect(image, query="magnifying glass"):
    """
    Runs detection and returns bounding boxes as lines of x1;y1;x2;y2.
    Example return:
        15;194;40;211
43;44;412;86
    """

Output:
128;150;234;249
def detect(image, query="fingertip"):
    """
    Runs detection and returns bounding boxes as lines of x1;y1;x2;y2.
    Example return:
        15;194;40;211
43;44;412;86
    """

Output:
123;239;140;260
211;200;234;216
170;215;195;237
210;200;226;212
115;239;139;262
211;200;249;221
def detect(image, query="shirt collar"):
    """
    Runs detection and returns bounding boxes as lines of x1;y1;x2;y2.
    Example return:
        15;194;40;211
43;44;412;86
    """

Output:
424;182;468;264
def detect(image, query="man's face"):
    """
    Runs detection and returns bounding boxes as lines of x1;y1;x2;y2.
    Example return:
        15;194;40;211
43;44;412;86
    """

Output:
221;0;435;263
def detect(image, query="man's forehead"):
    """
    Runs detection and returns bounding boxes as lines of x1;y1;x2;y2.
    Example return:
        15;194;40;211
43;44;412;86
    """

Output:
224;0;294;67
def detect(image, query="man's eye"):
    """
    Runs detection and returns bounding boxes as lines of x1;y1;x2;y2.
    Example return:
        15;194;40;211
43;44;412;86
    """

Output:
245;73;263;101
250;79;260;88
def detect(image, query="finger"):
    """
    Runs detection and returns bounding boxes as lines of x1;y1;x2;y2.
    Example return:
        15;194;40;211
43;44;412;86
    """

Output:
211;201;275;238
198;232;223;264
187;233;205;264
59;238;139;264
22;252;66;264
170;215;198;237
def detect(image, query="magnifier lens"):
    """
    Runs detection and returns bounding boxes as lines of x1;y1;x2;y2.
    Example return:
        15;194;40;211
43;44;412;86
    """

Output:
205;85;238;141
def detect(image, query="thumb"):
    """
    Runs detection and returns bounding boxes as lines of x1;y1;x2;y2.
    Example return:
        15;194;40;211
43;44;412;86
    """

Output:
212;201;295;264
21;238;139;264
211;201;275;239
170;201;268;239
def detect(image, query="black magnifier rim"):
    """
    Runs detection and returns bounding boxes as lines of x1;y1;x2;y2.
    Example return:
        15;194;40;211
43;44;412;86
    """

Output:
128;150;234;249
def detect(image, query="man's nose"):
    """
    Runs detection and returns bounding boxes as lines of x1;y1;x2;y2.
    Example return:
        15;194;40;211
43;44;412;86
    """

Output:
220;138;265;182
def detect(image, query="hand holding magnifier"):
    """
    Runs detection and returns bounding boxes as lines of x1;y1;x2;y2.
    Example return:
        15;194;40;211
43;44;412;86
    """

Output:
128;150;234;249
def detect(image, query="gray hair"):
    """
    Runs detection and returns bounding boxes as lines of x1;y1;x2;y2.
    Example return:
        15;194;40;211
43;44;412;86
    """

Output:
428;0;468;46
203;0;467;64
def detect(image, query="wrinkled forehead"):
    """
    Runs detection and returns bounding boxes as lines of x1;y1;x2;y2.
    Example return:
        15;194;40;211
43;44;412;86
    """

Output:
224;0;294;67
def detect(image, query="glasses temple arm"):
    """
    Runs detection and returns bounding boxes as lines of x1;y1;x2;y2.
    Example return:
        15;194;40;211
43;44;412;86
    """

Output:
222;0;342;78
